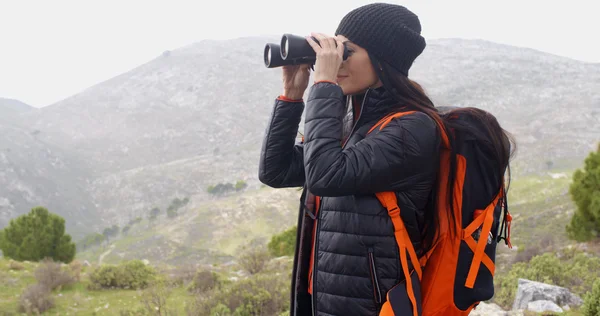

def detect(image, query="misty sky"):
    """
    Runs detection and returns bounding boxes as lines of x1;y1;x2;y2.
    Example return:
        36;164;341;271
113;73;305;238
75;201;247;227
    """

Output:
0;0;598;107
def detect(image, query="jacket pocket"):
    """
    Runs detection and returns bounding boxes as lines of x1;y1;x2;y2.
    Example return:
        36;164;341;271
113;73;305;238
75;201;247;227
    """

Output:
368;247;382;304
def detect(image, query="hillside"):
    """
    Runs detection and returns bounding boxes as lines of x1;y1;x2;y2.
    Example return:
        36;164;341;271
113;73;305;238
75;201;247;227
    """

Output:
0;98;34;116
412;39;600;174
1;36;598;239
0;117;99;233
77;186;300;266
76;167;578;269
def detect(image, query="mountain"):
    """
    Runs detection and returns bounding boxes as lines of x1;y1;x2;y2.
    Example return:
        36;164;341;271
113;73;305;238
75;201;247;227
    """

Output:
0;115;99;234
2;37;599;241
411;39;600;174
0;98;34;116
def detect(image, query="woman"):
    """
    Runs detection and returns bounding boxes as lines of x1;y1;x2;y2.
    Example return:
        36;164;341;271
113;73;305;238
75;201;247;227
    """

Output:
259;3;511;316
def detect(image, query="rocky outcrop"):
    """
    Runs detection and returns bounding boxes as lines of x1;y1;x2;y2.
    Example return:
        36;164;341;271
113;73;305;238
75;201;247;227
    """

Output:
512;279;583;311
470;302;523;316
527;300;564;313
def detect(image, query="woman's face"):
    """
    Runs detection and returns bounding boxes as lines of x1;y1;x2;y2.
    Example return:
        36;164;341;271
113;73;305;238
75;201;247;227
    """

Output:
335;35;382;95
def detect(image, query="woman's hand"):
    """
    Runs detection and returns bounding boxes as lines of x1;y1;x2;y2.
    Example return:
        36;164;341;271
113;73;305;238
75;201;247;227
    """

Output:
306;33;344;83
282;64;311;100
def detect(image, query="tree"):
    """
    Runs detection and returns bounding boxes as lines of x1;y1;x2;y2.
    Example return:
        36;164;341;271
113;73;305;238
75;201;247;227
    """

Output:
566;144;600;241
127;217;142;226
148;207;160;223
238;247;270;275
102;227;111;242
76;233;104;251
0;207;76;263
207;183;235;195
102;225;120;243
235;180;248;191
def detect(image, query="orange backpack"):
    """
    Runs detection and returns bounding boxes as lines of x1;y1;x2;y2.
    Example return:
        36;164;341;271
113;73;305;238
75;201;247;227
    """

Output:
368;109;513;316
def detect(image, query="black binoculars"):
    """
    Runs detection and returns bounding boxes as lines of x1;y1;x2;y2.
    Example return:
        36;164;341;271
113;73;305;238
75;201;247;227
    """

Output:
264;34;349;68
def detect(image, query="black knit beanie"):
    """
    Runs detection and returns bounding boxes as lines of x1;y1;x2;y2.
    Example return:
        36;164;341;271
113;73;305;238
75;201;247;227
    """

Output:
335;2;426;76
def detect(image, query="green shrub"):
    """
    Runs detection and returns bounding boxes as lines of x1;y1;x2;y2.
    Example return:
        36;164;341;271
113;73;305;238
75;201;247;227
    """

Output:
89;260;156;290
582;278;600;316
186;268;289;316
208;181;246;195
188;270;221;294
494;250;600;309
238;247;270;275
217;273;288;316
268;226;297;257
89;264;120;289
210;303;231;316
118;260;156;289
234;181;248;191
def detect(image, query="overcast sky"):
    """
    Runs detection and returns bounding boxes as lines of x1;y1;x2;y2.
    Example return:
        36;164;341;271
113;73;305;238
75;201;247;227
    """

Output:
0;0;598;107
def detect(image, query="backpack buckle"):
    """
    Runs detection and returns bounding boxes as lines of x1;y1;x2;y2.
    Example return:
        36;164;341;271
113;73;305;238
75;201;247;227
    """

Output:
303;204;317;220
388;206;400;217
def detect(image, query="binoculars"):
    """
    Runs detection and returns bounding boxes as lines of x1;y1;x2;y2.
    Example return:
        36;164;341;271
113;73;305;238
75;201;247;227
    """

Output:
264;34;349;68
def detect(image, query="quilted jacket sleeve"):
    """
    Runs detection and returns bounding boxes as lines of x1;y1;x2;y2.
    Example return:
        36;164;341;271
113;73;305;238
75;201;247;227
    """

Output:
258;97;306;188
303;82;440;197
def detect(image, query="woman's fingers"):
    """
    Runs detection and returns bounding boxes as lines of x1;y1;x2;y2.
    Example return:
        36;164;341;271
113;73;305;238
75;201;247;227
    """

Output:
311;32;332;50
336;38;345;58
306;36;321;53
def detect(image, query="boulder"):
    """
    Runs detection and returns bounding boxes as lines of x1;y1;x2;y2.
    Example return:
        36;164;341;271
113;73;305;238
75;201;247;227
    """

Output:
527;300;563;313
470;302;508;316
469;302;524;316
512;279;583;310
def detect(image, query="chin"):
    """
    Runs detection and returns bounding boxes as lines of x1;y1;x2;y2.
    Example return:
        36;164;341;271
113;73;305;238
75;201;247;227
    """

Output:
340;84;368;96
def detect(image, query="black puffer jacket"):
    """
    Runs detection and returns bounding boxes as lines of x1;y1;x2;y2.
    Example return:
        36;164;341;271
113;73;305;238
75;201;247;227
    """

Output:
259;82;440;316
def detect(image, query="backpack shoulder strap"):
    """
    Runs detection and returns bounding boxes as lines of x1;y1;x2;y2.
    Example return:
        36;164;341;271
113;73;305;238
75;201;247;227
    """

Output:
368;111;424;316
376;192;422;316
368;111;416;134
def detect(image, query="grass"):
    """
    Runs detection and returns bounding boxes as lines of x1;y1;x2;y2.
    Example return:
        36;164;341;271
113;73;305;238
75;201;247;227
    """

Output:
0;259;199;315
503;170;576;251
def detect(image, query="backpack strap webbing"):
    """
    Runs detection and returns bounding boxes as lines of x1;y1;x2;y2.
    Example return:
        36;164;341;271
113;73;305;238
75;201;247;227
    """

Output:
368;111;416;134
376;192;422;316
368;110;451;316
462;189;503;288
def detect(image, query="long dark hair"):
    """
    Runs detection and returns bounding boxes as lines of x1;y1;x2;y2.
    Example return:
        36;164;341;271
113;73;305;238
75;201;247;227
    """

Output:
368;54;517;253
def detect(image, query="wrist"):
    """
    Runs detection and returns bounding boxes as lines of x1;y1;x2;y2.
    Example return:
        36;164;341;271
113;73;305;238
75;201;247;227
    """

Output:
314;79;337;85
282;89;304;100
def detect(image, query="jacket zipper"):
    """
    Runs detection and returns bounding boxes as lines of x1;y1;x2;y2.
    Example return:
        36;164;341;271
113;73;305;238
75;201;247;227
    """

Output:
368;247;383;304
310;90;371;316
311;204;320;316
342;90;370;147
